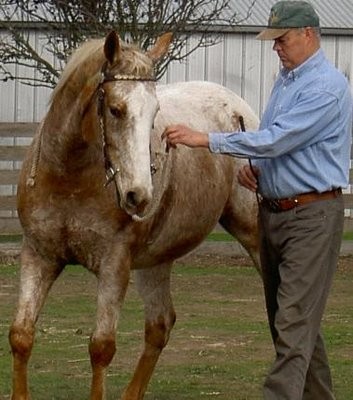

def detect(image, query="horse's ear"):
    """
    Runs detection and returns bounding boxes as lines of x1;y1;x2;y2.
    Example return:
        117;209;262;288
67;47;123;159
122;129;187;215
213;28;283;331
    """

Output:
147;32;173;62
104;31;122;65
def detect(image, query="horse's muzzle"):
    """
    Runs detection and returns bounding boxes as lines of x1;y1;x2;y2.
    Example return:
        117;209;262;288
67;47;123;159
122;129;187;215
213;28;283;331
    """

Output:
123;187;152;217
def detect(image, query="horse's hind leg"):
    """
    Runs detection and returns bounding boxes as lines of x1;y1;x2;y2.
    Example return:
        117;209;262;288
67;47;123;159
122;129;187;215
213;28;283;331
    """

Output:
220;181;261;273
9;244;63;400
121;262;176;400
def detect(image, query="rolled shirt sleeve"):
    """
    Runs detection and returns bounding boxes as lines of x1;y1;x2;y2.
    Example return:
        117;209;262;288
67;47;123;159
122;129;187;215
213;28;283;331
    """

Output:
207;49;352;198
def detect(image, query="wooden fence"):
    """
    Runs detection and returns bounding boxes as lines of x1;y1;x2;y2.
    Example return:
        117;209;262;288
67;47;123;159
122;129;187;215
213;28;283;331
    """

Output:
0;123;353;234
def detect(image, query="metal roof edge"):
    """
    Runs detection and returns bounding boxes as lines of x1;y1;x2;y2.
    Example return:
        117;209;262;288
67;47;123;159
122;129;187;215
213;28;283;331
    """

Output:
2;21;353;37
199;25;353;37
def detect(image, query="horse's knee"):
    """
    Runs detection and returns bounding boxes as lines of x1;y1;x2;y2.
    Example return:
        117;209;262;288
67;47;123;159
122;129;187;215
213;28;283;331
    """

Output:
145;313;176;350
89;335;116;367
9;324;35;361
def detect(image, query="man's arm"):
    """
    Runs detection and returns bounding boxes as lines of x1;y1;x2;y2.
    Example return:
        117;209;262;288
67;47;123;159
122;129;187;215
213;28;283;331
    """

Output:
162;124;209;148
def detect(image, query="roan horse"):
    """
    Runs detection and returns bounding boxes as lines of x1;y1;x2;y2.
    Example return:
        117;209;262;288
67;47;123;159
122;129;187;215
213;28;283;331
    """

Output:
10;31;260;400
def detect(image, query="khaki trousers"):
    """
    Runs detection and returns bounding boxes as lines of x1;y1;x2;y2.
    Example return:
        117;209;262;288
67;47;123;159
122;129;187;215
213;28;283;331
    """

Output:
259;195;344;400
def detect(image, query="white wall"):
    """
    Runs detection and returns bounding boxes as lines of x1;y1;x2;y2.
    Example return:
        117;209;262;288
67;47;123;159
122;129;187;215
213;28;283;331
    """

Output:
1;31;352;122
0;30;352;217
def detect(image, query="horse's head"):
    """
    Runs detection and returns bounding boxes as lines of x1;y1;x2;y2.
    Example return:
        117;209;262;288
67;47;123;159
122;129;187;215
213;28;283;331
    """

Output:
98;31;172;218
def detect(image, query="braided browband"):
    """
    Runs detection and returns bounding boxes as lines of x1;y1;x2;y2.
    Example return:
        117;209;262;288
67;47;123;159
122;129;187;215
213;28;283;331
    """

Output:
100;61;156;82
104;74;156;82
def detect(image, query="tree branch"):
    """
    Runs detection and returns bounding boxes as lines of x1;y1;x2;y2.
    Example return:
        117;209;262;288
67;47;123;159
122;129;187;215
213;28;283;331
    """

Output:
0;0;255;87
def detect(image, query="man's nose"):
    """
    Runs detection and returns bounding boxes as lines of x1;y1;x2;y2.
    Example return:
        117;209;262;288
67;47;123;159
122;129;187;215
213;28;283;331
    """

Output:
273;41;280;51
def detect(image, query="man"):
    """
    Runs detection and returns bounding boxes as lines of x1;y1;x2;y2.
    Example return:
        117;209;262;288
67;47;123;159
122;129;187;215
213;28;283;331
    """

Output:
163;1;352;399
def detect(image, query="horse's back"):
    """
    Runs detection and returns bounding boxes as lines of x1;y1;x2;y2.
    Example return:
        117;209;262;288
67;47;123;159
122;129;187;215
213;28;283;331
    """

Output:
156;81;259;132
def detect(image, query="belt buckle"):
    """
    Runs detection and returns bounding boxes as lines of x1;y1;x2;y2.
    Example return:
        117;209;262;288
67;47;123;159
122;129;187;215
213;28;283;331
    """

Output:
270;199;281;212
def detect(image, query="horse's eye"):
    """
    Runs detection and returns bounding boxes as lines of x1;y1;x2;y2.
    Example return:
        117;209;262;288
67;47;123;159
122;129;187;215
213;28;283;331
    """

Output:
109;102;127;119
110;107;121;119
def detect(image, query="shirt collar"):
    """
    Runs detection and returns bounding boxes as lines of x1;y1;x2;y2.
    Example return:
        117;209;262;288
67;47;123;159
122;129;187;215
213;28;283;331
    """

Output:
280;48;325;81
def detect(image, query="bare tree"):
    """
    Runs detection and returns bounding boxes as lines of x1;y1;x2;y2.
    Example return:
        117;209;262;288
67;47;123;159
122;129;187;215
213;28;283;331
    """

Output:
0;0;256;88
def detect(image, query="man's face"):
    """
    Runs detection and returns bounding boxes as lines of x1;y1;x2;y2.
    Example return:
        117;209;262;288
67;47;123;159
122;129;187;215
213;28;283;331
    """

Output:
273;28;311;70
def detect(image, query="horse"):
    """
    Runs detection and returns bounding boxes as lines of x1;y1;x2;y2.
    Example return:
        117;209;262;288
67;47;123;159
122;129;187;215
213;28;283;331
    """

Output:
9;31;260;400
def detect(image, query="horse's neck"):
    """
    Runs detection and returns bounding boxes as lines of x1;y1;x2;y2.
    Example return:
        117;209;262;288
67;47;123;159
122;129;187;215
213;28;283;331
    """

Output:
40;83;101;173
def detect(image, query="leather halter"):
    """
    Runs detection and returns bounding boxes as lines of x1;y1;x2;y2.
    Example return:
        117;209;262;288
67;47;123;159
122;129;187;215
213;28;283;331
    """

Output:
97;62;157;186
26;63;157;191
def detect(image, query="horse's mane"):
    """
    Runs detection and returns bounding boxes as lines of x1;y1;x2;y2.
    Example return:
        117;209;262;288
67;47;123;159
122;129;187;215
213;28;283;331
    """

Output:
50;39;103;104
50;36;154;105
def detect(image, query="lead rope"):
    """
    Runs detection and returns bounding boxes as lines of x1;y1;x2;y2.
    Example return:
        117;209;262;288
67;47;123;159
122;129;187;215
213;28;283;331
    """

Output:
238;115;260;205
26;120;44;187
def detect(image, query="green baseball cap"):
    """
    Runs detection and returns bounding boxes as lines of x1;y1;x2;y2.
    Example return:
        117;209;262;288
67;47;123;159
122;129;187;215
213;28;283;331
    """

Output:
256;1;320;40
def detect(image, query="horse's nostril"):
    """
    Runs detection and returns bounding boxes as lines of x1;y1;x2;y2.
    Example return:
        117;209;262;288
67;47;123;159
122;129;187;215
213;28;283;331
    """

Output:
124;188;151;215
126;191;139;208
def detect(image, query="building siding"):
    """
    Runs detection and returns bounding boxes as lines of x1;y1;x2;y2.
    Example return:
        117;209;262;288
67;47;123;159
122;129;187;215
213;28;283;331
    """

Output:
0;29;352;215
1;30;352;122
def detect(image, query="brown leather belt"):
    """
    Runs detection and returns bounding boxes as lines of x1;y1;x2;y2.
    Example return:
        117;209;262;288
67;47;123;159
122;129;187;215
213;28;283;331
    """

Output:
261;188;342;212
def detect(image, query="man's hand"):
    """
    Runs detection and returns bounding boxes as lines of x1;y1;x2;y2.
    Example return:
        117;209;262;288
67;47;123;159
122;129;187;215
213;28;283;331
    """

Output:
162;124;209;148
237;164;260;192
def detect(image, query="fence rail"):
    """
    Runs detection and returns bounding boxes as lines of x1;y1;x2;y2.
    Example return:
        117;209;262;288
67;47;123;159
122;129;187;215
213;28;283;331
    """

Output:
0;123;352;234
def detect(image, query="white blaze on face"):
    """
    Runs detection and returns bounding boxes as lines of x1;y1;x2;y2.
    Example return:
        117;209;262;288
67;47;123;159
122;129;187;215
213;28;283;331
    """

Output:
127;83;158;193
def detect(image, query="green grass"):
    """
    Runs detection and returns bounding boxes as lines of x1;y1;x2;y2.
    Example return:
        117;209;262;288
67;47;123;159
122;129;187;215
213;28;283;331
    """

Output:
206;232;235;242
1;258;353;400
1;231;352;245
0;235;22;243
207;231;353;242
343;231;353;241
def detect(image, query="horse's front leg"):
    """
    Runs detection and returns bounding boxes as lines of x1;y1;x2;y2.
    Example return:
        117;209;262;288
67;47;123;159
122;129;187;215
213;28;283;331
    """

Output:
9;244;63;400
121;262;176;400
89;249;131;400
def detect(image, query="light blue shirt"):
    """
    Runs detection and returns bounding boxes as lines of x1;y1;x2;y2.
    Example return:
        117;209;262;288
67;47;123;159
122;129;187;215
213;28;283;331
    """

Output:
209;49;353;199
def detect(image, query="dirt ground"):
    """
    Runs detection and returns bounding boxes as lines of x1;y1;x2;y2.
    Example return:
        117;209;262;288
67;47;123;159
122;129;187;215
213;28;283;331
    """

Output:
178;252;353;272
1;243;352;271
1;249;352;400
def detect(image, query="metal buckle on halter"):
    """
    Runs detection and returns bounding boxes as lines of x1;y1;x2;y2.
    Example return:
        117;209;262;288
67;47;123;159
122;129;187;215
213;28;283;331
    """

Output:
105;166;119;187
150;163;157;175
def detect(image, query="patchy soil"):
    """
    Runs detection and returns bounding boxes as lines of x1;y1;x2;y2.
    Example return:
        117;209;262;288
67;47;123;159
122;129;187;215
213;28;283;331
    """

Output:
178;252;353;272
1;242;351;271
178;253;254;267
1;250;352;400
336;255;353;272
